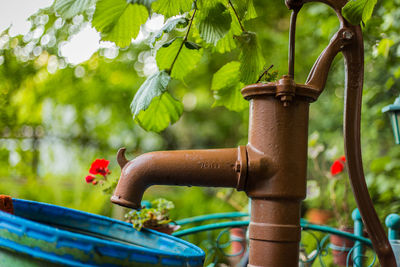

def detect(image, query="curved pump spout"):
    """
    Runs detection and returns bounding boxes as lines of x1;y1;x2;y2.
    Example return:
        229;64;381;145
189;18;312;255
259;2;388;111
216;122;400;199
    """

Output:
111;147;247;210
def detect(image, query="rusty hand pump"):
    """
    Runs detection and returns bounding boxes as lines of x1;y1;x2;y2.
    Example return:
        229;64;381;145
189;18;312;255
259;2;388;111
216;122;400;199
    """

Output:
111;0;397;266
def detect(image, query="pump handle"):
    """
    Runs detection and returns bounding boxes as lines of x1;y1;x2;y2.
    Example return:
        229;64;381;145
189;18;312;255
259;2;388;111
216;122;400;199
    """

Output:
286;0;397;265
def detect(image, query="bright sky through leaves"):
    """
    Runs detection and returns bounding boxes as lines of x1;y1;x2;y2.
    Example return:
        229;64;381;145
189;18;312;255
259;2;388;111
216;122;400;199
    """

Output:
0;1;163;65
0;0;53;36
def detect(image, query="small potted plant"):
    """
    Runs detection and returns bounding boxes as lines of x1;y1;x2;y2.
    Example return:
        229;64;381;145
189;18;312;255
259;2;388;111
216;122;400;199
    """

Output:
84;159;179;234
125;198;179;234
328;155;357;266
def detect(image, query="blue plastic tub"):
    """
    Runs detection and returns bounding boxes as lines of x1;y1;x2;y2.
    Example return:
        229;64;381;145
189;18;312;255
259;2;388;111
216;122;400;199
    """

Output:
0;199;204;266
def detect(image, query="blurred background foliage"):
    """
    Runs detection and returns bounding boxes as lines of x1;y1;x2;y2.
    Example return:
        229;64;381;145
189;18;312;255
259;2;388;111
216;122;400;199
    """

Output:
1;0;400;234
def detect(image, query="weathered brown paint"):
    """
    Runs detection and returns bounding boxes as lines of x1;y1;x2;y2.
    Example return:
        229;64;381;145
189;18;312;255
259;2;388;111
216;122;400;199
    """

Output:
111;0;396;266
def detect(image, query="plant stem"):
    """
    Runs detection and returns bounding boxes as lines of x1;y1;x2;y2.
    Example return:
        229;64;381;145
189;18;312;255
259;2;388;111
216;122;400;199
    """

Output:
228;0;245;32
169;8;197;74
256;64;274;83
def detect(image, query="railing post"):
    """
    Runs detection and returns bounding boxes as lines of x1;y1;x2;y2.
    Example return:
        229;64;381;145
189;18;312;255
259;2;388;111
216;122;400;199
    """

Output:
385;214;400;240
352;209;363;267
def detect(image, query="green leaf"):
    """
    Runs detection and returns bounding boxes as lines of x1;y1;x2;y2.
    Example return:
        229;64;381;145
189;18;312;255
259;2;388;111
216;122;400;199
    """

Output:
342;0;377;25
135;92;184;132
54;0;96;19
214;9;242;53
211;61;240;90
92;0;149;47
211;61;248;111
151;0;193;18
214;30;236;53
230;0;257;21
130;71;171;116
156;38;202;81
184;41;201;50
196;2;232;44
244;0;257;21
149;17;189;47
213;84;248;112
213;84;248;111
161;38;176;47
236;32;265;84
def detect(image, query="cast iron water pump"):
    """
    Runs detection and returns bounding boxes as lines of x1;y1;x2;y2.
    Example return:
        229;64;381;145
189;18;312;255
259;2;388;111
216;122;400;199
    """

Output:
111;0;397;266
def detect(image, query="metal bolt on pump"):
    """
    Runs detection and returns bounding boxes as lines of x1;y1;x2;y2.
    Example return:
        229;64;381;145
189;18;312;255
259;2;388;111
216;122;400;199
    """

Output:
111;0;397;266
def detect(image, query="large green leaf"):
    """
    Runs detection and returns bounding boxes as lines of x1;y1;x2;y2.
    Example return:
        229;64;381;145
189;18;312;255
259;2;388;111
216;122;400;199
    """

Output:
214;9;242;53
211;61;248;111
151;0;193;18
130;71;171;116
213;84;248;111
196;2;232;44
149;17;189;47
230;0;257;21
135;92;183;132
211;61;241;91
342;0;377;25
236;32;265;84
54;0;96;19
92;0;148;47
156;38;202;81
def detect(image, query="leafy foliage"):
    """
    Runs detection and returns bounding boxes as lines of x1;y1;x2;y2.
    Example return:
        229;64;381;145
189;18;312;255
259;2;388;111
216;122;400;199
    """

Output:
92;0;148;47
214;9;242;53
196;2;232;44
237;32;265;84
125;198;175;230
211;61;247;111
156;38;202;81
342;0;377;25
49;0;267;132
130;71;183;133
376;38;395;58
54;0;96;19
135;92;184;133
151;0;193;18
128;0;155;10
130;71;171;117
149;17;189;47
230;0;257;21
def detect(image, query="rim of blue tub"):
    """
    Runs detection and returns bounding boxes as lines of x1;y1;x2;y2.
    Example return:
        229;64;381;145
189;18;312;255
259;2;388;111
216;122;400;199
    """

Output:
0;199;205;267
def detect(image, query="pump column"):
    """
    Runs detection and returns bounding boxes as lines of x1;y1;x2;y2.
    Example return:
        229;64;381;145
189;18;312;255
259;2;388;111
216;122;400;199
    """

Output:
242;81;311;267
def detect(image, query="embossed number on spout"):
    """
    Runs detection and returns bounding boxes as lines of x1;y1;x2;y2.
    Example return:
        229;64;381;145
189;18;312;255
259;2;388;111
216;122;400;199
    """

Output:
200;162;220;169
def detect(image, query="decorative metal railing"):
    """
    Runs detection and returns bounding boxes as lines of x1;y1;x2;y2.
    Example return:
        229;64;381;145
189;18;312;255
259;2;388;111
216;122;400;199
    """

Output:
172;210;400;267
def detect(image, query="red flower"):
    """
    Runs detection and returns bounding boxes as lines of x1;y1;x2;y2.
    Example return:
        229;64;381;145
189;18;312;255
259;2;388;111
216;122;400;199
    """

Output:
330;156;346;176
89;159;110;176
85;175;95;183
92;180;98;185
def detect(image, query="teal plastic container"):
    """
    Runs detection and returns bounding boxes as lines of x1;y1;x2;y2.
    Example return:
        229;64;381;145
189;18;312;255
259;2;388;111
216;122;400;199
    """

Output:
0;199;204;266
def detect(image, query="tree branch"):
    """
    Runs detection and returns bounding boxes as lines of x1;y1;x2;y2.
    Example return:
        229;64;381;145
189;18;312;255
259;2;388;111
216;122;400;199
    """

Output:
169;8;197;73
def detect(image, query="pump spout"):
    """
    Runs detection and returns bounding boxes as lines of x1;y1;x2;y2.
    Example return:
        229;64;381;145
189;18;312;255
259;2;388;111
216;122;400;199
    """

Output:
111;146;247;209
